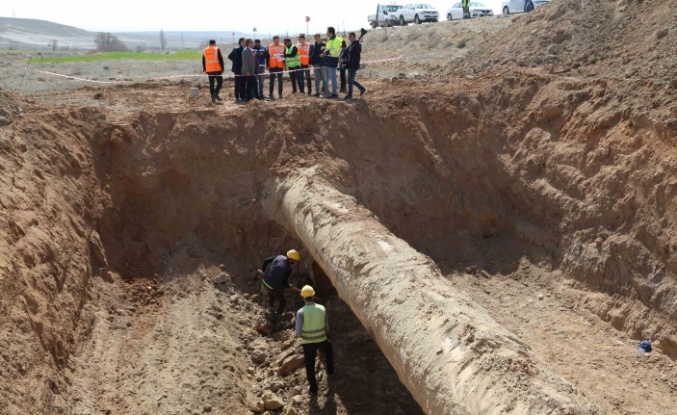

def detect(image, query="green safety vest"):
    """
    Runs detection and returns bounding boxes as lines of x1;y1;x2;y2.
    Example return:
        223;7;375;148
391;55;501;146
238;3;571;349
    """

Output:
325;36;342;58
300;303;327;344
285;45;300;69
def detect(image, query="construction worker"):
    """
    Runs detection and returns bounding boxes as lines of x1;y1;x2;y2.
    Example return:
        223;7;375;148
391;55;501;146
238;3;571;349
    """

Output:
227;38;246;102
202;39;224;104
253;39;267;100
310;33;326;97
462;0;471;19
296;285;334;395
297;35;312;95
258;249;301;316
342;32;367;101
283;38;304;94
268;36;285;99
320;27;342;99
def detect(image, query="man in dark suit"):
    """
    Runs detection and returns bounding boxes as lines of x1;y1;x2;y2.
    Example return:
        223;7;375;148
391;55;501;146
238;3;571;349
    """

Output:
227;38;246;102
241;38;261;101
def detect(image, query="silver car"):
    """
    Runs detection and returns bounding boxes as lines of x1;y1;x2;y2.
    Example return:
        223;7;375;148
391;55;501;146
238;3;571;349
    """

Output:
501;0;551;14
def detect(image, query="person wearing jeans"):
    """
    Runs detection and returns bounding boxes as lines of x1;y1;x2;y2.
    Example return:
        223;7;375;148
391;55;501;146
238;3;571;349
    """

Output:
342;32;366;101
253;39;267;99
296;285;335;395
321;26;341;98
310;34;325;97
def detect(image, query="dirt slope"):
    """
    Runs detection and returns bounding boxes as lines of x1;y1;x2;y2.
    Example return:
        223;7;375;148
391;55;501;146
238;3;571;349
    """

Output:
0;92;106;414
453;0;677;80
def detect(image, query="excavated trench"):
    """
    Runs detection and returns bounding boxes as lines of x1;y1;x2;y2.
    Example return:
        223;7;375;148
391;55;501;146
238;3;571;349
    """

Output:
5;75;677;414
90;79;677;412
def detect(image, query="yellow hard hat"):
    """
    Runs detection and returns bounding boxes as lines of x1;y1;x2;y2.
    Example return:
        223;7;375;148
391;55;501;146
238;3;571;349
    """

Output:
287;249;301;261
300;285;315;298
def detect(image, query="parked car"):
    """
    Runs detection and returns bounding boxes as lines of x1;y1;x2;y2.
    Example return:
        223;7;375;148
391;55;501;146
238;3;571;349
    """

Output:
501;0;551;14
368;4;404;28
398;4;440;25
446;2;494;20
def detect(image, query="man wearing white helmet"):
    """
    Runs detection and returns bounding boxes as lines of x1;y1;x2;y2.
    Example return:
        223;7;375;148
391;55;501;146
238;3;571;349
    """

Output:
258;249;301;316
296;285;335;395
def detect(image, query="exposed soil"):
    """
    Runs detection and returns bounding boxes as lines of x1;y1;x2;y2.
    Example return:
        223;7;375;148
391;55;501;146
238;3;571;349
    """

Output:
2;0;677;413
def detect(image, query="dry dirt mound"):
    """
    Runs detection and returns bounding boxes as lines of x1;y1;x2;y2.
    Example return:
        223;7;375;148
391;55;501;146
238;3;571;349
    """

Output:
453;0;676;80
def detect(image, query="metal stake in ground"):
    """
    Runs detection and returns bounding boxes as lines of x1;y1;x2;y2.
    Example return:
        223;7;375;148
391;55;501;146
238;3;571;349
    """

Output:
17;56;33;93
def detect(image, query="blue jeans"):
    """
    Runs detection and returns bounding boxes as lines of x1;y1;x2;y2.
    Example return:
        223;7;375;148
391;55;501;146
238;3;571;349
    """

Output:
257;65;266;98
346;68;364;98
322;66;337;97
313;67;323;95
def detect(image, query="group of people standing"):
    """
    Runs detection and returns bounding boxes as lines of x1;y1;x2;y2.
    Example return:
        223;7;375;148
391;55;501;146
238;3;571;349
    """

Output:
201;26;366;105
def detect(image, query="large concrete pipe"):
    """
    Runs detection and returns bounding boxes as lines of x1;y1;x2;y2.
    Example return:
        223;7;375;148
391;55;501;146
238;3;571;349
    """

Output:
267;169;600;415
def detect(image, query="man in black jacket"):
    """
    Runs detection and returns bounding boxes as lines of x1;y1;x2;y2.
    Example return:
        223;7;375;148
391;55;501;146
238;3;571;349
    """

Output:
310;34;325;97
342;32;366;101
227;38;246;102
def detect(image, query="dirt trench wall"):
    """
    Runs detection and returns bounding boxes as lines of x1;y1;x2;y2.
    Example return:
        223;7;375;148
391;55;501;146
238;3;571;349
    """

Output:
0;102;107;414
92;109;303;280
267;169;601;415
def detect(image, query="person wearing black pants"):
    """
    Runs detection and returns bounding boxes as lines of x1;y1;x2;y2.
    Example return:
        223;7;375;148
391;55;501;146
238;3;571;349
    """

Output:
339;39;347;93
201;39;225;104
227;38;246;102
342;32;367;101
241;38;260;101
283;38;304;94
296;285;335;395
258;250;301;316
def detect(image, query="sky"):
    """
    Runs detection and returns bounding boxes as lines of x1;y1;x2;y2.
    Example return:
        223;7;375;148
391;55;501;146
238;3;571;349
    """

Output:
1;0;504;34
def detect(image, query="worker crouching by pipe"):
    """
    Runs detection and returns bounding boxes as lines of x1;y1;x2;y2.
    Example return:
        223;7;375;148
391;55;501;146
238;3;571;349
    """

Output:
258;249;301;321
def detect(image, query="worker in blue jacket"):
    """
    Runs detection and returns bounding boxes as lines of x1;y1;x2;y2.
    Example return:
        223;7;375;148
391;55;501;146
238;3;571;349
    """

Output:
258;249;301;315
252;39;267;100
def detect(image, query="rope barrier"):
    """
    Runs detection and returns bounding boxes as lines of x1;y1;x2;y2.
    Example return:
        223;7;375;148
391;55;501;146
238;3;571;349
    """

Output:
33;53;438;85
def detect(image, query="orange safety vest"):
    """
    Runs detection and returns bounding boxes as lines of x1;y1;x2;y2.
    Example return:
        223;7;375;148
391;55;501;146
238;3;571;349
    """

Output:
203;46;222;72
297;42;311;66
268;43;285;69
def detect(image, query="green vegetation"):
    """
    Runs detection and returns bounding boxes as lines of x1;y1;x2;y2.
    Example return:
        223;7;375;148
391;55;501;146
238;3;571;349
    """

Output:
32;50;201;63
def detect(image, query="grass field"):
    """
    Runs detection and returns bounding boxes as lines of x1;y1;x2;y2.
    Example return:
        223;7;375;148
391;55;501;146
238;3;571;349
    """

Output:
33;50;202;63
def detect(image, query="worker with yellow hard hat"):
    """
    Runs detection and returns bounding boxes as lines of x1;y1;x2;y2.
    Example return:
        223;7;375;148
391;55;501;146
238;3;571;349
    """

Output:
258;249;301;316
296;285;334;395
